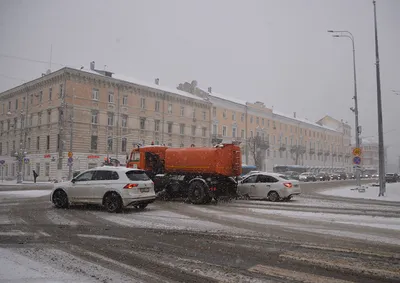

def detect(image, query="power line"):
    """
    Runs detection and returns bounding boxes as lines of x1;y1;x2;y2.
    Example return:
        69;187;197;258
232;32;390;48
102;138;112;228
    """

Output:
0;53;65;66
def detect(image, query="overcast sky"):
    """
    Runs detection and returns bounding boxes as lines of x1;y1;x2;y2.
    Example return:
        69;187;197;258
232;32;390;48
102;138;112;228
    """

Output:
0;0;399;166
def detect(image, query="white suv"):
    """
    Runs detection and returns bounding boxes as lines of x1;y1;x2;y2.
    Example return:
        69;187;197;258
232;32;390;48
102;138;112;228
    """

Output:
50;166;156;213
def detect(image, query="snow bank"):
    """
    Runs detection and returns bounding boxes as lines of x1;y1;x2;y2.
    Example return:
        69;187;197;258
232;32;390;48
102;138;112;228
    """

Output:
320;182;400;202
0;190;50;199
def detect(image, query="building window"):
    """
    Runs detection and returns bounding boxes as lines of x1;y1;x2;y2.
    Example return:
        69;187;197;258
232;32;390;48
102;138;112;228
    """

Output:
0;142;3;155
91;136;98;150
202;127;207;137
140;98;146;109
35;163;40;176
154;120;160;132
8;101;11;111
107;113;114;126
107;136;113;151
180;124;185;135
167;122;173;133
155;101;160;112
92;88;99;100
191;125;196;136
223;110;227;119
241;129;245;138
27;138;31;149
202;111;206;120
123;96;128;105
46;135;50;150
20;118;24;129
232;127;237;138
212;124;217;135
140;118;146;130
91;112;98;124
36;136;40;150
45;163;50;177
38;112;42;125
49;88;52;101
15;99;18;110
262;118;265;126
12;140;15;151
256;117;259;124
250;116;253;123
121;138;127;152
241;113;245;122
180;106;184;116
212;107;216;117
222;126;227;137
47;110;51;124
168;103;172;114
59;84;64;98
39;91;43;103
108;91;114;103
122;115;127;128
192;108;196;118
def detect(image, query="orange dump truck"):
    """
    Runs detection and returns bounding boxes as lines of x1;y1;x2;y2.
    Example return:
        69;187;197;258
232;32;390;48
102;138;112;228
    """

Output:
126;143;242;204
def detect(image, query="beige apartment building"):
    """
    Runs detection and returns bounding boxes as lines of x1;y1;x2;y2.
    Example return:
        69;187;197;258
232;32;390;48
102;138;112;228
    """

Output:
178;80;353;172
0;64;211;181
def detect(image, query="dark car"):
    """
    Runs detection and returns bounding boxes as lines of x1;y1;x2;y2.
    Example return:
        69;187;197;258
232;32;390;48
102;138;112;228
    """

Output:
385;173;398;183
330;173;339;180
338;172;347;180
299;172;317;182
316;172;330;181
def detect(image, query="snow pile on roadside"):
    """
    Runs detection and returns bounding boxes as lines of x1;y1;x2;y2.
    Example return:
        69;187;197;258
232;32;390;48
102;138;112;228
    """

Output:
320;182;400;202
0;190;50;199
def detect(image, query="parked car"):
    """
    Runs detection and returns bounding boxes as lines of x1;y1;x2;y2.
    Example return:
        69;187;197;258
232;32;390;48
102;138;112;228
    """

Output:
330;173;340;180
385;173;398;183
316;172;330;181
237;172;301;201
347;173;355;179
282;171;300;180
371;173;379;179
338;172;347;180
299;172;317;182
50;166;156;213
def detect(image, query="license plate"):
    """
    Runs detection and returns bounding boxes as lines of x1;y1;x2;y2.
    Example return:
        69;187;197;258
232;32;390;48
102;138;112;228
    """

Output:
140;188;149;193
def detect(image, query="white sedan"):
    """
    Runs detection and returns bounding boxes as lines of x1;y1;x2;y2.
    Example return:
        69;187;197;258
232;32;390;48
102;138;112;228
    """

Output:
50;166;156;213
237;172;301;201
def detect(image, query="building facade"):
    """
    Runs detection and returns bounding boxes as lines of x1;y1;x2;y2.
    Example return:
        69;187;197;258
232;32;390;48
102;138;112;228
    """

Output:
0;65;211;181
178;80;353;172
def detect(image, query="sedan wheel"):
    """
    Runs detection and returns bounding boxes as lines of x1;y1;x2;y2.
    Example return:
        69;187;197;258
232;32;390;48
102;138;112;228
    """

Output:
268;191;280;202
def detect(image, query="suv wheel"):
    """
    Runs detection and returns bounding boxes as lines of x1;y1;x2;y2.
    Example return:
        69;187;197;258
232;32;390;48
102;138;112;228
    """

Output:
104;192;122;213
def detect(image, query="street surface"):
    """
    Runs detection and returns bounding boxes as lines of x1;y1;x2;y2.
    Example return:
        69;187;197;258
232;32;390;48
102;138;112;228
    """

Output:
0;181;399;283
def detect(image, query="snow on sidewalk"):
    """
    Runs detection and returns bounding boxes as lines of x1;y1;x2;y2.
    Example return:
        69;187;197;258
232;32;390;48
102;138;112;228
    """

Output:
319;182;400;202
0;190;51;199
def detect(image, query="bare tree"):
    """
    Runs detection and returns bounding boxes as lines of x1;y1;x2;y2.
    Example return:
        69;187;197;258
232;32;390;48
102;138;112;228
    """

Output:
248;136;269;170
290;145;306;165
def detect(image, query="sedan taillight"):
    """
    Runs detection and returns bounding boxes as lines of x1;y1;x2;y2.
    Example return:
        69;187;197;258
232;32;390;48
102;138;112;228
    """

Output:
124;183;138;189
283;182;293;188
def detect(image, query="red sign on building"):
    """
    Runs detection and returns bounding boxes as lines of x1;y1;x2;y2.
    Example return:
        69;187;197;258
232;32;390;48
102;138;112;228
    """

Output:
87;155;100;159
44;154;51;158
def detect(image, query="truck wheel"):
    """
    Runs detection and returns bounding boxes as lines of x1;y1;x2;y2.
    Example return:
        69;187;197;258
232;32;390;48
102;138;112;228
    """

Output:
188;181;208;204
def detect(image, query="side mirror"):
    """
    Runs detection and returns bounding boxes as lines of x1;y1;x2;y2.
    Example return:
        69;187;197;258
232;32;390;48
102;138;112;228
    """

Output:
71;178;76;183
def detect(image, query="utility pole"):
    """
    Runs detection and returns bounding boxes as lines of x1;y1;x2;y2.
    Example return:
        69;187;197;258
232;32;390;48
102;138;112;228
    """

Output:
67;89;75;180
373;0;386;196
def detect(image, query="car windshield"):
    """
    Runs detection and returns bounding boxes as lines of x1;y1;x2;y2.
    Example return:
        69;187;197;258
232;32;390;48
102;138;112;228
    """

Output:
126;170;150;181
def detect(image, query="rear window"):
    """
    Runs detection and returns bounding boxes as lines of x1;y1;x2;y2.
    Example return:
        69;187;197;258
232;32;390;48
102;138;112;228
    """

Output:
126;170;150;181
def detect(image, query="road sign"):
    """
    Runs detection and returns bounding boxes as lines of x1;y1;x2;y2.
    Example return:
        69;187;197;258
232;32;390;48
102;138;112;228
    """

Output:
68;157;73;163
68;152;73;158
24;158;29;164
353;156;361;165
352;147;362;156
0;160;4;165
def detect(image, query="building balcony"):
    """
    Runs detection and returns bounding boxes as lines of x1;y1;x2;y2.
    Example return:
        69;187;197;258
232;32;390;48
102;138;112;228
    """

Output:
332;152;337;157
290;145;306;155
309;148;315;155
279;144;286;151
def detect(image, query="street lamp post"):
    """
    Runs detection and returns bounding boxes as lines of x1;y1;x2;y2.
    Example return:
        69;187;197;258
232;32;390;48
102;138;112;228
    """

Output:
373;0;386;196
328;29;361;188
15;144;27;184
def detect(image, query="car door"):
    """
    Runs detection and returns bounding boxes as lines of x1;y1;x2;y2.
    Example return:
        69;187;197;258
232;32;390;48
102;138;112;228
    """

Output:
68;170;95;201
253;175;272;198
88;170;117;204
238;174;258;197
